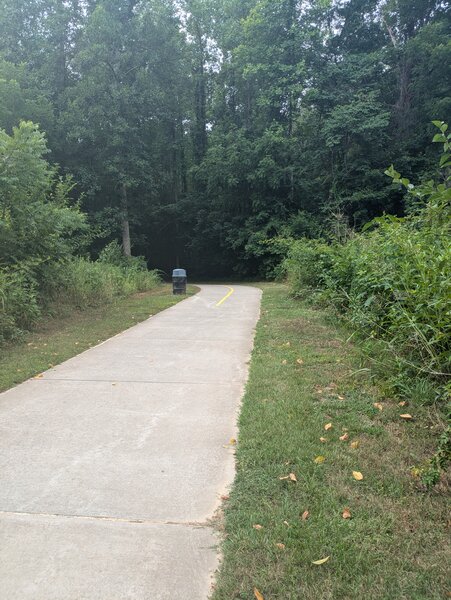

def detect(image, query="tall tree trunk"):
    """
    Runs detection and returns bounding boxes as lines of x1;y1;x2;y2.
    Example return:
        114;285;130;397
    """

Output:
120;182;131;256
193;22;207;164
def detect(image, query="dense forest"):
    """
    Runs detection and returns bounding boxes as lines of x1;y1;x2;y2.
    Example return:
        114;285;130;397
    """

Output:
0;0;449;277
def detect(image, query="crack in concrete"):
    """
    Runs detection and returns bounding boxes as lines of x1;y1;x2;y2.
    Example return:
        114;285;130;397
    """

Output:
31;378;241;385
0;509;210;528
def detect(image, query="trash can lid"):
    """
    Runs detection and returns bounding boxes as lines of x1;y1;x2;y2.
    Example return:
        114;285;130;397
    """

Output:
172;268;186;277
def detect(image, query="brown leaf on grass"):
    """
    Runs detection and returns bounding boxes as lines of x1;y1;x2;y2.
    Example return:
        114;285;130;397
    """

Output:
296;358;304;365
312;556;330;565
253;524;263;530
352;471;364;481
339;433;349;441
373;402;383;411
320;437;327;443
350;440;360;449
283;520;289;526
400;413;413;420
276;543;286;550
314;455;326;464
324;423;332;431
283;342;291;347
229;438;237;445
342;507;352;519
398;400;408;407
279;473;297;482
33;373;44;379
301;510;309;520
220;494;229;501
338;395;345;400
282;359;287;365
254;589;264;600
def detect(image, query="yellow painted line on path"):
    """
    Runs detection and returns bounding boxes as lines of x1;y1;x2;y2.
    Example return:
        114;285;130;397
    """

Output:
216;286;235;307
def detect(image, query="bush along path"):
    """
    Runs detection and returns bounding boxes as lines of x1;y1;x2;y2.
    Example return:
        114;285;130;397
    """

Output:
213;283;449;600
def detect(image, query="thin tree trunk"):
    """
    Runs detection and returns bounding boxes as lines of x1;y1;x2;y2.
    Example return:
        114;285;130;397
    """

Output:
120;182;131;256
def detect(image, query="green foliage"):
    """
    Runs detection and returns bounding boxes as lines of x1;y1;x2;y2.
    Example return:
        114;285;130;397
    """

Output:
0;0;449;276
52;258;160;310
0;121;89;267
98;240;149;272
283;126;450;483
0;121;160;343
285;125;450;378
0;267;40;342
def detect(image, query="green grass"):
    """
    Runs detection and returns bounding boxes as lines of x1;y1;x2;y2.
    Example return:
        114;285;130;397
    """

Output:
213;283;449;600
0;284;197;392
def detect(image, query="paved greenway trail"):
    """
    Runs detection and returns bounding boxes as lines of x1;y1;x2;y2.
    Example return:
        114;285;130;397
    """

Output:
0;285;262;600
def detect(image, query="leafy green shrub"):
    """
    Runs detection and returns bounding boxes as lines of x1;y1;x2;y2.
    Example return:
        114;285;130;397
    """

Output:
283;238;339;297
284;122;451;377
0;267;41;342
98;240;148;271
49;257;161;310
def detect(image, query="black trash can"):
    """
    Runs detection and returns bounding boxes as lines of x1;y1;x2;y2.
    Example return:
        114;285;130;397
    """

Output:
172;268;187;295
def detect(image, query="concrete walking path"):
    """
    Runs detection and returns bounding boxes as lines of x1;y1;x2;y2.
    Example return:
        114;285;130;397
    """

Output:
0;284;262;599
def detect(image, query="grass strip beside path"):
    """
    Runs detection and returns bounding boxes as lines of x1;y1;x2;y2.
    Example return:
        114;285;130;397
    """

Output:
0;284;197;392
213;283;449;600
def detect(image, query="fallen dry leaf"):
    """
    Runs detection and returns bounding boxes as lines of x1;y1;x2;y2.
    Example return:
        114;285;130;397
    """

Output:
276;543;285;550
352;471;364;481
350;440;360;449
324;423;333;431
220;494;229;501
314;455;326;464
279;472;297;482
254;589;264;600
373;402;383;411
283;520;289;526
342;507;352;519
320;437;327;443
229;438;237;445
338;395;345;400
301;510;309;520
398;400;408;407
400;413;413;420
339;433;349;441
312;556;330;565
296;358;304;365
282;359;287;365
253;524;263;530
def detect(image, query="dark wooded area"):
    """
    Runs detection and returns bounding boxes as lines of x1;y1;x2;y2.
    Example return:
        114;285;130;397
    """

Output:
1;0;449;276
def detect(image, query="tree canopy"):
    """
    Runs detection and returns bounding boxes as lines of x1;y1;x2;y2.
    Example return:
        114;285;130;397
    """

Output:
0;0;449;276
